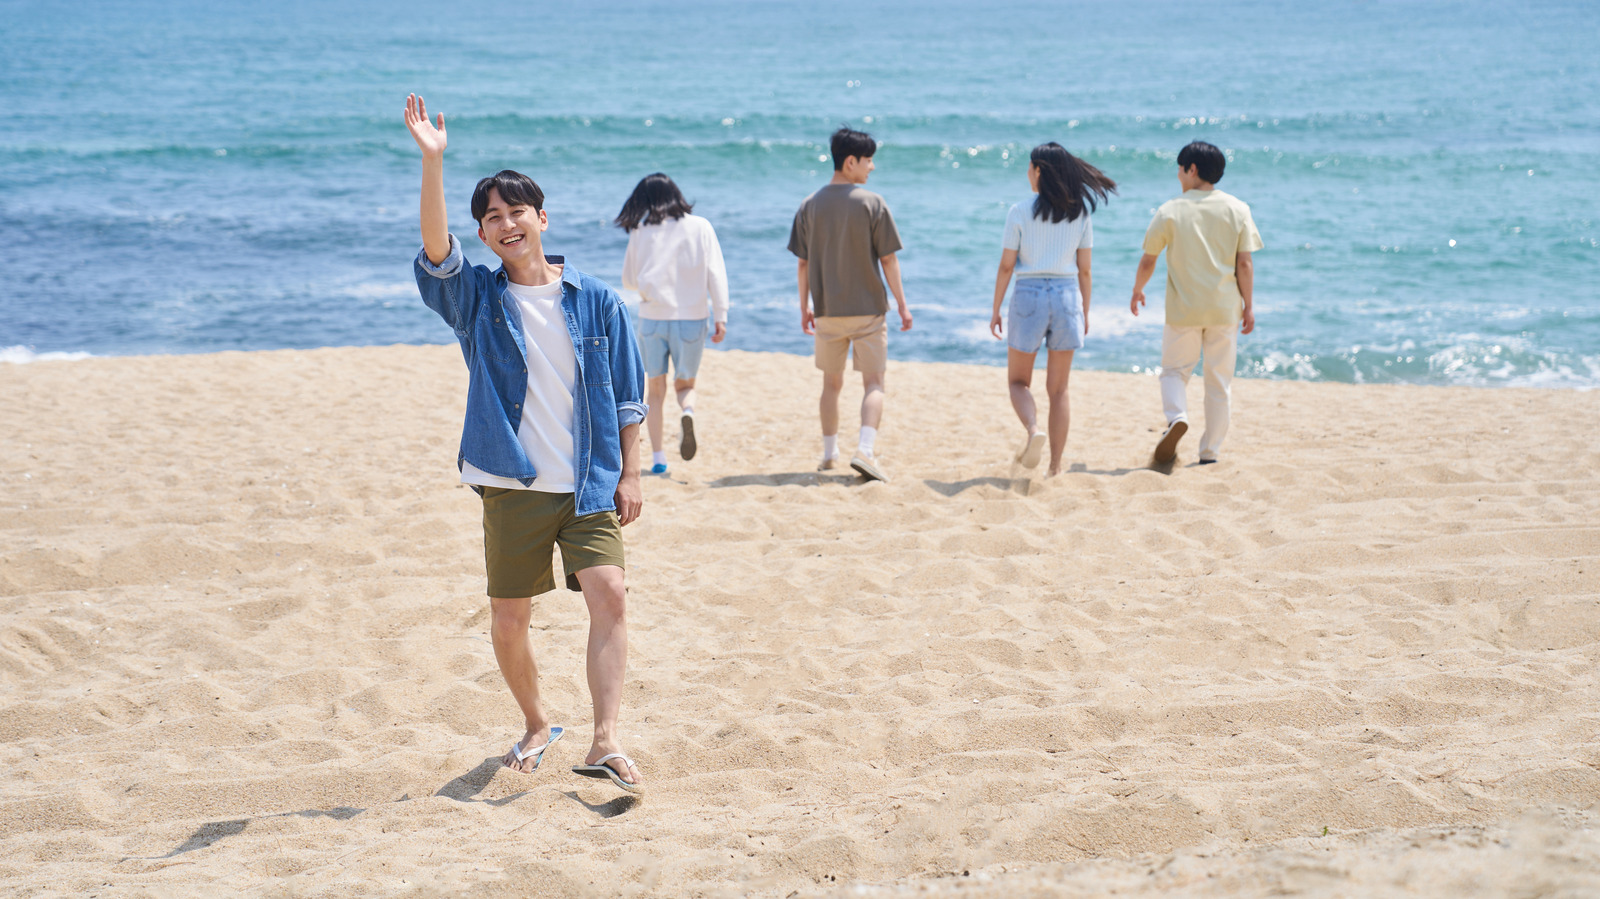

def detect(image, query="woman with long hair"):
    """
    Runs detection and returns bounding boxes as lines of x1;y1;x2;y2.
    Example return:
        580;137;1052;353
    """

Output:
989;142;1116;475
616;173;729;475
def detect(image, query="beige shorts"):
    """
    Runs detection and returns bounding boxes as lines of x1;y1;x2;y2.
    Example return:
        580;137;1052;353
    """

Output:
814;314;888;375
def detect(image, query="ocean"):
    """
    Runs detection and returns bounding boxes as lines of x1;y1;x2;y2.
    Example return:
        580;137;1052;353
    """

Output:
3;0;1598;386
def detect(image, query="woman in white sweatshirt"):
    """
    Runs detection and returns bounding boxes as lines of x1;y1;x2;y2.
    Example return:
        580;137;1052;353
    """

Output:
617;173;729;474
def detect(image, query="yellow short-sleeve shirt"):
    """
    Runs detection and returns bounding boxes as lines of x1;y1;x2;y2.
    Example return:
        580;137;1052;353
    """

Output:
1142;189;1263;327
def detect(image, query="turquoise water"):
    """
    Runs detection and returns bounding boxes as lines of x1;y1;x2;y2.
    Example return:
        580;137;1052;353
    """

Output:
3;0;1598;385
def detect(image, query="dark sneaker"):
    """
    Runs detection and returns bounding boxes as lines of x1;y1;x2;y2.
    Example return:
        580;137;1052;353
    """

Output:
1153;420;1188;463
679;412;697;461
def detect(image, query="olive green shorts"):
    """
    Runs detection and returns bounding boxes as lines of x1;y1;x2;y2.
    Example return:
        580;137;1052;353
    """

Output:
480;488;625;597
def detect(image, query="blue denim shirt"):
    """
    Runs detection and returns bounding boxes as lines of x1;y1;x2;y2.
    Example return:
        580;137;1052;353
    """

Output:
414;234;647;517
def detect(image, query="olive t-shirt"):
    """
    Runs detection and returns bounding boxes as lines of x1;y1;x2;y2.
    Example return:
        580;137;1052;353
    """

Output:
787;183;904;317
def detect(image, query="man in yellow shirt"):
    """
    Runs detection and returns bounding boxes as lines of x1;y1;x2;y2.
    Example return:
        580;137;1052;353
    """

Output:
1130;141;1263;465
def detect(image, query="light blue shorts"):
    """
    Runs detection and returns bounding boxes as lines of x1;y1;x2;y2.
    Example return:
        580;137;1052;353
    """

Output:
1008;278;1084;354
639;318;707;379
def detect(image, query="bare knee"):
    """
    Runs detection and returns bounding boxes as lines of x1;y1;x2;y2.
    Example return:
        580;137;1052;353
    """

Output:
821;373;845;394
490;601;531;643
578;568;628;621
674;378;695;391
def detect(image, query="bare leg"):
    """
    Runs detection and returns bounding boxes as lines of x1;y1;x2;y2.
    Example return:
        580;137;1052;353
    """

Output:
489;596;551;772
574;565;640;786
645;375;668;454
819;371;844;440
1044;350;1075;475
674;377;696;412
860;371;885;432
1007;348;1039;434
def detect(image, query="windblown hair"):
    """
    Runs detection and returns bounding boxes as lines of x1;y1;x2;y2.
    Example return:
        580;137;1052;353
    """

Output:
830;126;877;171
1177;140;1226;184
614;173;694;232
1030;142;1117;224
470;170;545;224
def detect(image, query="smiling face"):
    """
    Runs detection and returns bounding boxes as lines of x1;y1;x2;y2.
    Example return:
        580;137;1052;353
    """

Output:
840;154;875;184
476;187;549;265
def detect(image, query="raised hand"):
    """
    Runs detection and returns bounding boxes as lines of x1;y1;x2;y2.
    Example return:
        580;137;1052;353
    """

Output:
404;93;447;159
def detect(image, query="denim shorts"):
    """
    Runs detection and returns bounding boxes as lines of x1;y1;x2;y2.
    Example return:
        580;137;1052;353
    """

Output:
639;318;707;379
1008;278;1084;353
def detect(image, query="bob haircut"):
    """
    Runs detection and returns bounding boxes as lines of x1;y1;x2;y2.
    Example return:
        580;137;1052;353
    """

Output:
1030;142;1117;224
1176;141;1226;184
614;173;694;232
471;170;545;224
830;126;877;171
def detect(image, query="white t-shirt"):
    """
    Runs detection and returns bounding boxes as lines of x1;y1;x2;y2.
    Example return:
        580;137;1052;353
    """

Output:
460;277;578;493
621;213;729;322
1003;199;1094;278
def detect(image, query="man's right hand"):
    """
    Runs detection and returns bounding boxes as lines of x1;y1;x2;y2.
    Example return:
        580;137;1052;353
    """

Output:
1130;288;1146;316
405;94;447;159
801;306;816;335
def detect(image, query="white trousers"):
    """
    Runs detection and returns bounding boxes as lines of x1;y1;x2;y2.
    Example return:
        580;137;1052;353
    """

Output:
1159;324;1238;461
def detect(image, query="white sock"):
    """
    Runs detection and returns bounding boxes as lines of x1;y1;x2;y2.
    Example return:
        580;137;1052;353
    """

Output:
822;435;838;460
681;406;694;417
652;451;667;466
858;425;878;457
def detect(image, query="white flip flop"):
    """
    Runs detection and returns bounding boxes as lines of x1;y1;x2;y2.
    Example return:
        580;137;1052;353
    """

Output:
1016;432;1047;468
506;726;563;773
572;752;643;794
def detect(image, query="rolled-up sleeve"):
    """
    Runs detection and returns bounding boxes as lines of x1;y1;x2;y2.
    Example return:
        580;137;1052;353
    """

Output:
413;233;471;333
605;293;648;429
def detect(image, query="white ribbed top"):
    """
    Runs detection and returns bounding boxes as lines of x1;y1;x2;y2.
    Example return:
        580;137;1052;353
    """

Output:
1002;199;1094;278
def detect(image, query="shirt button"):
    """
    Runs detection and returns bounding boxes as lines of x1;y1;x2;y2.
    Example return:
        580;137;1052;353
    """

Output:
593;339;600;346
495;317;502;323
514;403;520;408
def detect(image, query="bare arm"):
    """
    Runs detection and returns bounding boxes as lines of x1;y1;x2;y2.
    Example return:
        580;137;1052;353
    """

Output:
1130;253;1159;316
615;422;643;526
797;258;814;335
880;253;912;331
1076;247;1092;335
990;248;1018;339
1236;250;1255;334
404;94;450;265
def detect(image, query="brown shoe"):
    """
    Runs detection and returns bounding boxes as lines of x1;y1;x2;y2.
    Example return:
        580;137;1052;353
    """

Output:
1153;420;1188;463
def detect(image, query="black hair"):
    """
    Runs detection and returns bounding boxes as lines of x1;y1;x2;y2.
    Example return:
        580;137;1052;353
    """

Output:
613;172;694;232
1030;142;1118;224
1176;141;1226;184
471;170;545;224
830;126;876;171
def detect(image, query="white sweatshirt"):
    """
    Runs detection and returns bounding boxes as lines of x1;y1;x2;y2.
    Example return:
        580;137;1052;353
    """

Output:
621;213;729;323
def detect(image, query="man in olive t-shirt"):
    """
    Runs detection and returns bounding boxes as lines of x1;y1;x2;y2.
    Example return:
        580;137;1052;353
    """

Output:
1130;140;1263;466
788;126;913;483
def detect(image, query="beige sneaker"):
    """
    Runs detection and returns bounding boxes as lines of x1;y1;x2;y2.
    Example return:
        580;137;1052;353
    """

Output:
850;454;889;483
817;456;839;471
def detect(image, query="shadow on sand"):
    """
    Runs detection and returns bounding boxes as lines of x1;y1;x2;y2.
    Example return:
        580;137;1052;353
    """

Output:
711;471;862;489
134;754;581;861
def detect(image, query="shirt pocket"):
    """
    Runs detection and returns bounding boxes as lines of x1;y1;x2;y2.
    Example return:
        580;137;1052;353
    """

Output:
474;303;522;364
581;335;611;385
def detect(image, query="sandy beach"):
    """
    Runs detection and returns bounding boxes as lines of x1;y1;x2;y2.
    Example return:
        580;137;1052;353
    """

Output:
2;344;1598;897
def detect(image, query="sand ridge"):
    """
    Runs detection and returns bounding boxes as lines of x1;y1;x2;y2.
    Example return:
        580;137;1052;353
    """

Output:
2;345;1598;897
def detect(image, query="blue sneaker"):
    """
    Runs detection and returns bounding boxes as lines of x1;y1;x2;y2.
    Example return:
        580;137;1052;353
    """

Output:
650;462;668;475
